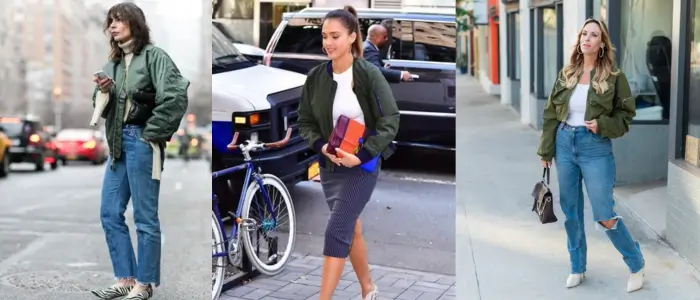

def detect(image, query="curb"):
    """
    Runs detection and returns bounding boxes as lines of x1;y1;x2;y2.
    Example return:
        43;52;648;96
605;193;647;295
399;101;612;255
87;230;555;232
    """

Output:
613;193;700;273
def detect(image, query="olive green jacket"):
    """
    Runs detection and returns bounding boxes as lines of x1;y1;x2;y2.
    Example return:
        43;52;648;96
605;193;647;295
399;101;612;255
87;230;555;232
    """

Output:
537;67;636;162
92;44;190;162
297;58;400;170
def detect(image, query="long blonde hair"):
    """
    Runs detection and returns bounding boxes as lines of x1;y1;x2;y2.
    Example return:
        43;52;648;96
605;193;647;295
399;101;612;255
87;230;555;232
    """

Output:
560;19;619;94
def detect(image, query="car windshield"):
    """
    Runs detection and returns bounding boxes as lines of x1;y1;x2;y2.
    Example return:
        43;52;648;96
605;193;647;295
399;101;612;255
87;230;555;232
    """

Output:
0;122;22;136
213;25;247;66
55;129;93;141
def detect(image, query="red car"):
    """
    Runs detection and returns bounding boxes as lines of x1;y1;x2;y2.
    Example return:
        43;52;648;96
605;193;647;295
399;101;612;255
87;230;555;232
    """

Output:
54;129;108;165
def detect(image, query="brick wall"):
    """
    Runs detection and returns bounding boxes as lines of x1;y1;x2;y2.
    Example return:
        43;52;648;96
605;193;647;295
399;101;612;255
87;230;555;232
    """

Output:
665;162;700;268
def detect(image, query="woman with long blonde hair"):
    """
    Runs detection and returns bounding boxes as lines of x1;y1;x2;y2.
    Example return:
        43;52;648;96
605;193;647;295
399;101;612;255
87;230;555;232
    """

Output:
537;19;645;293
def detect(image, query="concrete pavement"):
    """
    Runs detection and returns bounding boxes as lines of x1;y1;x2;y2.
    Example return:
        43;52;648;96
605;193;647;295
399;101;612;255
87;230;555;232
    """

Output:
456;75;700;299
221;255;455;300
221;149;456;299
0;160;209;300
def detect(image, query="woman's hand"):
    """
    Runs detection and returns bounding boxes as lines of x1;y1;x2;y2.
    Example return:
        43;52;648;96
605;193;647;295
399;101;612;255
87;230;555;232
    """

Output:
541;160;552;168
585;119;598;134
94;76;113;93
334;148;361;168
321;144;336;161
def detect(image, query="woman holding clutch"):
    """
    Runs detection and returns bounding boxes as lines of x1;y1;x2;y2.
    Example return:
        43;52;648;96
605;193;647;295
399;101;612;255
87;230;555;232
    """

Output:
296;5;400;300
90;2;189;300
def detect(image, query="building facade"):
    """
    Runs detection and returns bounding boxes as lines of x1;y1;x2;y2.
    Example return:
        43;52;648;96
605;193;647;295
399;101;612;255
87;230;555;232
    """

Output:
496;0;700;268
0;0;28;115
214;0;453;48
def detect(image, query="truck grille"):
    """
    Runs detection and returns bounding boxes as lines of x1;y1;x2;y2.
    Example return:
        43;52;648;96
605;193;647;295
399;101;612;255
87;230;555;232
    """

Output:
267;86;303;142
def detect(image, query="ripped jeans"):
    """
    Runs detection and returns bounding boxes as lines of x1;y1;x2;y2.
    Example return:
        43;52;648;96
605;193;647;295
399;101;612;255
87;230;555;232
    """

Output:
555;123;645;274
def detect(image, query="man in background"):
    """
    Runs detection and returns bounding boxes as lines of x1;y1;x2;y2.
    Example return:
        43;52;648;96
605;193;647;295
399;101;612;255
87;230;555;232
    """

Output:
363;24;413;83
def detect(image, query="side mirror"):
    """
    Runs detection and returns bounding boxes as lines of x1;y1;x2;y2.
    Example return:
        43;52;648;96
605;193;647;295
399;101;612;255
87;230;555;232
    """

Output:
0;125;4;133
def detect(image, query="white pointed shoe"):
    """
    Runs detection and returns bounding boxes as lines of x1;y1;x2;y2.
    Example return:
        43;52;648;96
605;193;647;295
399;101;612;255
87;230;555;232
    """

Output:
566;273;585;288
362;283;378;300
627;268;644;293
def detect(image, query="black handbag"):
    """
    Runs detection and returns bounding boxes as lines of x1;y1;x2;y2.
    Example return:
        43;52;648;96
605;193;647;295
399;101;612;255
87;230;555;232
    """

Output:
531;167;558;224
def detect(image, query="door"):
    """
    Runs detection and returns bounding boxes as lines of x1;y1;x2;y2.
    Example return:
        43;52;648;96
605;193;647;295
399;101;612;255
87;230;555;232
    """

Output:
384;20;456;147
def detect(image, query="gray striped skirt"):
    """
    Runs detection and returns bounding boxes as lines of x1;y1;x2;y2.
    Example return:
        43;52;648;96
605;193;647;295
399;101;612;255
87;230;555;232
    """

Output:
320;165;380;258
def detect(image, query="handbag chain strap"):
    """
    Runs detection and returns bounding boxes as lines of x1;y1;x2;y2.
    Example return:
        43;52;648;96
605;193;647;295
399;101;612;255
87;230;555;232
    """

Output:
536;167;552;215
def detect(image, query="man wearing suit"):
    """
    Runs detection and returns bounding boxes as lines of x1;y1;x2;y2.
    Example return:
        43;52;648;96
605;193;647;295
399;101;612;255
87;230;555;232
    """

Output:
363;24;413;83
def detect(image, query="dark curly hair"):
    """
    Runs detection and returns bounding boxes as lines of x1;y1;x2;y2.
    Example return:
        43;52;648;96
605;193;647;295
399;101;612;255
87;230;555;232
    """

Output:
103;2;152;61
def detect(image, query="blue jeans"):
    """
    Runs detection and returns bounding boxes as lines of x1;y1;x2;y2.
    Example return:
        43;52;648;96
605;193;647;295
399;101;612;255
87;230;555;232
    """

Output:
100;125;163;286
554;123;645;274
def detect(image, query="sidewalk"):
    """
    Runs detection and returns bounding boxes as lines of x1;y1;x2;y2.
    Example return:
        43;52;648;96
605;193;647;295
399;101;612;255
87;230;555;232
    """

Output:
220;255;455;300
455;75;700;299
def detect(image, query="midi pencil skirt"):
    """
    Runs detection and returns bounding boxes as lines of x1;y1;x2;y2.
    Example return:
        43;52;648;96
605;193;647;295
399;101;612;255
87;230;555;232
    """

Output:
320;165;380;258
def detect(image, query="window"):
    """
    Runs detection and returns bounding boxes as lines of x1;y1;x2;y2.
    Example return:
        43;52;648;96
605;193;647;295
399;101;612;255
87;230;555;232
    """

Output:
687;2;700;145
273;18;324;54
507;12;521;80
214;0;254;20
592;0;608;21
542;8;558;95
619;0;673;121
390;21;455;63
410;21;456;63
530;9;536;93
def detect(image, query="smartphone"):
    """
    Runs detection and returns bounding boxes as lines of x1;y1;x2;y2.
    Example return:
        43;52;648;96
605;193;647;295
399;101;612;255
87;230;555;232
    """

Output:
93;70;109;80
411;74;420;79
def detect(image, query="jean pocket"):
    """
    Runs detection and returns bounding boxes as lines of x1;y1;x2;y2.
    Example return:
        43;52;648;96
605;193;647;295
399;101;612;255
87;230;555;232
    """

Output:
590;132;610;143
139;137;152;147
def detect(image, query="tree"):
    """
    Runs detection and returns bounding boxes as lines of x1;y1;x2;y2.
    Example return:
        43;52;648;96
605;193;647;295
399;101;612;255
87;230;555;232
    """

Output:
456;0;476;32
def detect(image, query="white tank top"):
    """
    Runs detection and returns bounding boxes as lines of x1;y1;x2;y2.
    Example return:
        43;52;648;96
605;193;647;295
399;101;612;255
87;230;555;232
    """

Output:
332;65;366;126
566;84;589;126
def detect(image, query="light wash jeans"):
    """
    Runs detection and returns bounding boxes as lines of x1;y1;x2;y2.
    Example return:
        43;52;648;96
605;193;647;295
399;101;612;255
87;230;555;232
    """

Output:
100;125;164;286
554;122;645;274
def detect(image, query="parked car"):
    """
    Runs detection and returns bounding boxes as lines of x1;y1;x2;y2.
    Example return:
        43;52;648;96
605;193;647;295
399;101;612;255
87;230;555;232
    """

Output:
212;23;316;214
54;128;108;165
165;129;203;159
0;126;11;177
0;115;59;171
263;7;456;150
213;20;266;64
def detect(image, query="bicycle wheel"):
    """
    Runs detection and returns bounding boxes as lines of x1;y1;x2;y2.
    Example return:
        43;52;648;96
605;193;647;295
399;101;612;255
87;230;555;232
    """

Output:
241;174;296;276
212;212;225;300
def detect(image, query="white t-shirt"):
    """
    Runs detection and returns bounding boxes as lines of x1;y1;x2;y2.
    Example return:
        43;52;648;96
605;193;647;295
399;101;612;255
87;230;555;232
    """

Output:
332;65;365;126
566;84;589;126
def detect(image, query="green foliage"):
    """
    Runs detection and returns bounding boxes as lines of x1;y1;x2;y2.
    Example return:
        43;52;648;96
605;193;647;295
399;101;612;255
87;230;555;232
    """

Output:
456;0;475;32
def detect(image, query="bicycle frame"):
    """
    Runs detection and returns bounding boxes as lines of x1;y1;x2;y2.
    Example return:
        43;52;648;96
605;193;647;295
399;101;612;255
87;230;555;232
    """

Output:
211;161;279;259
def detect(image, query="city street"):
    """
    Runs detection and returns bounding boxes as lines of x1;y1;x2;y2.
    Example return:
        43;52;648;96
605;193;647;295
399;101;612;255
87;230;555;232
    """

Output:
456;76;700;299
0;160;209;300
221;149;457;300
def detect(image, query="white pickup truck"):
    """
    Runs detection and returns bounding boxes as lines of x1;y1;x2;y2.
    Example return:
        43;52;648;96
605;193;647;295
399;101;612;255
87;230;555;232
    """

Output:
211;24;318;213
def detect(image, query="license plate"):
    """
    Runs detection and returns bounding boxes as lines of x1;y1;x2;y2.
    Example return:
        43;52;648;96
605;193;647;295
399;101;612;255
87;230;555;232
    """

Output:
9;146;24;153
307;161;320;180
10;139;19;145
67;155;77;160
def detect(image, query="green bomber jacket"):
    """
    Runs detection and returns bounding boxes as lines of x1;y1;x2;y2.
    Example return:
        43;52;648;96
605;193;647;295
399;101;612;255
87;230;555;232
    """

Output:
537;67;636;162
297;58;400;170
91;44;190;162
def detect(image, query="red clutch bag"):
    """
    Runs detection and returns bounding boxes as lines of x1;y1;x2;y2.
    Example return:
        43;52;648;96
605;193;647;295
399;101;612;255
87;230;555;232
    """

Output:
327;115;365;157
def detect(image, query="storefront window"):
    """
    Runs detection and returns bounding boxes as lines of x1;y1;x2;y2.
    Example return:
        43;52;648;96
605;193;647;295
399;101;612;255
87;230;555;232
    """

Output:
619;0;673;121
592;0;607;22
213;0;254;19
542;8;557;91
688;3;700;141
507;12;521;80
514;13;521;80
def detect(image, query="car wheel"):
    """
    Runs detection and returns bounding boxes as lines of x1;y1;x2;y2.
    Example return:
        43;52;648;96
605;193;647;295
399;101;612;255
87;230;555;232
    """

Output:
0;151;9;178
61;159;67;166
50;159;59;170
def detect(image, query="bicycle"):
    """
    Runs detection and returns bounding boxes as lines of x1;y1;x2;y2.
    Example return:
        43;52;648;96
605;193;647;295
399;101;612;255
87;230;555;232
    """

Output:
211;128;297;300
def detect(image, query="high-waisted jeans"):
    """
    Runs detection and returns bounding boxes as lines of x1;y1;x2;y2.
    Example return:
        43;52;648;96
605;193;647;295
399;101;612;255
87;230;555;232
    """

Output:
100;125;163;286
554;122;645;274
